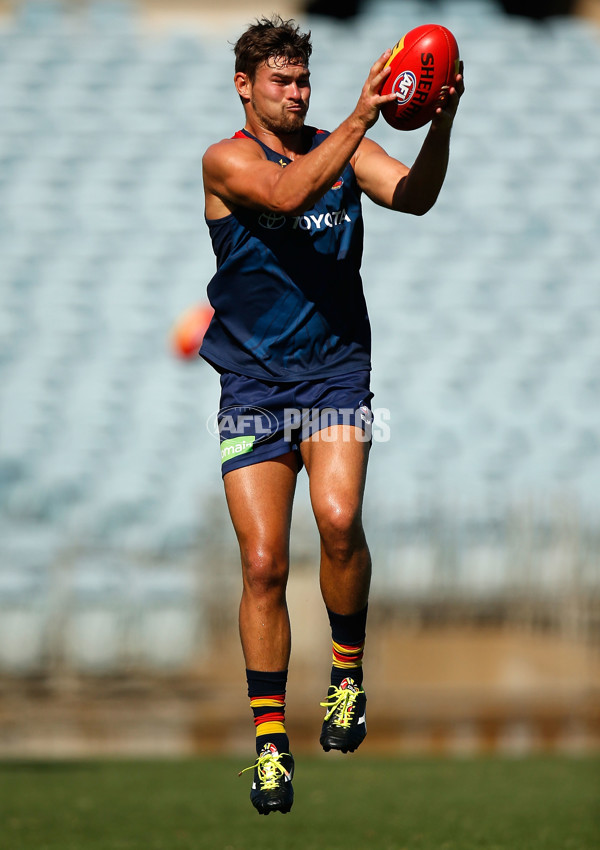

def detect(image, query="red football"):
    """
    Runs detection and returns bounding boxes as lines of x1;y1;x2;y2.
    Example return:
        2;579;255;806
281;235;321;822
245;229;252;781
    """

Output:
380;24;460;131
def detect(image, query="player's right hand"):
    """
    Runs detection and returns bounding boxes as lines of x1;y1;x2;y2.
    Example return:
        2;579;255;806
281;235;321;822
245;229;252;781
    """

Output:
352;50;398;130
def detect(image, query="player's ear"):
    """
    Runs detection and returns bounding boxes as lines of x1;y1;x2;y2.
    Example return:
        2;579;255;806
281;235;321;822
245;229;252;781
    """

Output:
234;71;251;103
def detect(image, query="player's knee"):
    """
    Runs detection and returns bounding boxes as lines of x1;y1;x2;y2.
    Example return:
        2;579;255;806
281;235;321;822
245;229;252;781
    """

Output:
318;502;365;562
242;547;289;598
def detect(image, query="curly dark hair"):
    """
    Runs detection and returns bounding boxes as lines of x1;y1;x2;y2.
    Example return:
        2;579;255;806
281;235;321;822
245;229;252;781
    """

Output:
234;14;312;81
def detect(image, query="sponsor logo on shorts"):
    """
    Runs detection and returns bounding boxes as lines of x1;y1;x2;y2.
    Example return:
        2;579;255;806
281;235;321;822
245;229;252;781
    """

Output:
393;69;417;104
220;436;255;464
359;405;373;426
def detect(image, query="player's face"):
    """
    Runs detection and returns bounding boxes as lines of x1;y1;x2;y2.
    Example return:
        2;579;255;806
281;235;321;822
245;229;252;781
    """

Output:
246;58;311;134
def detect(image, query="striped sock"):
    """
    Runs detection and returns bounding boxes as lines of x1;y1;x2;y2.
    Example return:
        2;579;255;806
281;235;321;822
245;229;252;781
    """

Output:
327;605;368;688
246;669;289;756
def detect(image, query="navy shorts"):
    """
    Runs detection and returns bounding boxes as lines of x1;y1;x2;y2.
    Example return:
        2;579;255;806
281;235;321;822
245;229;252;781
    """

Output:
217;370;373;476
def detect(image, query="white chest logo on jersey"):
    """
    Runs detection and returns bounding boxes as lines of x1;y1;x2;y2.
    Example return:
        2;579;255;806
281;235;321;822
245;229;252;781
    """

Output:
292;209;352;231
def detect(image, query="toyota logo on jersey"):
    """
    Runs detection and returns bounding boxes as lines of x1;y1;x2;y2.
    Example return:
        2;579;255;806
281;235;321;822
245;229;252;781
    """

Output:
258;212;286;230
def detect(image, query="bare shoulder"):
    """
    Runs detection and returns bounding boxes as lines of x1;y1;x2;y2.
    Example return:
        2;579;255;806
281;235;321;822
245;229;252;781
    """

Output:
202;136;266;179
202;134;278;217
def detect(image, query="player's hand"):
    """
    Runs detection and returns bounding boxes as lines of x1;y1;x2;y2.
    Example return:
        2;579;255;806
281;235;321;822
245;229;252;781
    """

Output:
432;60;465;130
352;50;399;130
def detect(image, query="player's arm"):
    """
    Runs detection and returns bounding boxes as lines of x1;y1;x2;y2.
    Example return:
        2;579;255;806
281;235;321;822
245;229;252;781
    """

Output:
353;65;464;215
203;51;398;217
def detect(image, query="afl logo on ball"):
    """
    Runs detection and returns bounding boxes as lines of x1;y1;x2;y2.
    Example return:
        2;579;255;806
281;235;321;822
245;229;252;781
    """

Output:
392;70;417;104
259;212;286;230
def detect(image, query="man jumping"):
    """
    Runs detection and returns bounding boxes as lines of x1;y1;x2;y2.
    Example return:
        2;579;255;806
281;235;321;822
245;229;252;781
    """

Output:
200;14;464;814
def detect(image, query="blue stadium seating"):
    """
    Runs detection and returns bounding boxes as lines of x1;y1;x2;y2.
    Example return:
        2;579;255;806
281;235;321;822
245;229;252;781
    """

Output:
0;0;599;669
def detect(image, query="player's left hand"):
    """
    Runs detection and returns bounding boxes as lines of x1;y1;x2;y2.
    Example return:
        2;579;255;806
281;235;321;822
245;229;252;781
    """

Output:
432;60;464;129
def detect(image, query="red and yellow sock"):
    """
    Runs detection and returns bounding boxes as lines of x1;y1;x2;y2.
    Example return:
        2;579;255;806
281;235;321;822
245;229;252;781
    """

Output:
250;694;286;739
327;605;368;688
246;669;289;755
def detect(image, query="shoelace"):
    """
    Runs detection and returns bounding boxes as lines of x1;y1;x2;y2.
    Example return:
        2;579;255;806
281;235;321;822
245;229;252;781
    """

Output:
320;685;361;729
238;751;292;790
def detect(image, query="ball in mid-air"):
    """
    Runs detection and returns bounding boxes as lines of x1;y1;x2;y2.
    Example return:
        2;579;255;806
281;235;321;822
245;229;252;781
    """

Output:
380;24;460;131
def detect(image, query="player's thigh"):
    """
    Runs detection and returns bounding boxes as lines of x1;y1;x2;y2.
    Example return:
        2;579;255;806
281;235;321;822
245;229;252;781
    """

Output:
224;453;298;560
300;425;370;532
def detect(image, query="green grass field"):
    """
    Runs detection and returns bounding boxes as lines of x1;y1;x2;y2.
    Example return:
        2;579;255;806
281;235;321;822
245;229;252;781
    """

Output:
1;756;598;850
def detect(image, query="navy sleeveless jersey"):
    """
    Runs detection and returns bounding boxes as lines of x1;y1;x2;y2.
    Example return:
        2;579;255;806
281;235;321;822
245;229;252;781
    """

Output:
200;127;371;382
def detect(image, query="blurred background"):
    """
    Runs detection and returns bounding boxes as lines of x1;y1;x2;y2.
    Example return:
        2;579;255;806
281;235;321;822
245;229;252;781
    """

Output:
0;0;599;758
